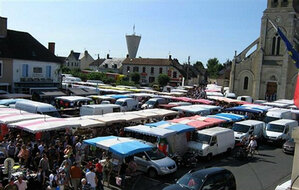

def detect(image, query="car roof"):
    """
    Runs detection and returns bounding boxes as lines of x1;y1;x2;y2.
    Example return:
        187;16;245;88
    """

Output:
197;127;232;136
190;167;230;178
236;120;264;126
269;119;297;125
116;98;134;101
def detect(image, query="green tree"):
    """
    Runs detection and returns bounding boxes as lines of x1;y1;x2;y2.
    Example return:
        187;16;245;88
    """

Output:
206;58;223;78
194;61;205;70
158;74;170;87
130;72;140;84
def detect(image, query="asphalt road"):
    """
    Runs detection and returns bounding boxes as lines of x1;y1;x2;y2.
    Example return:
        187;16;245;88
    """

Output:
105;144;293;190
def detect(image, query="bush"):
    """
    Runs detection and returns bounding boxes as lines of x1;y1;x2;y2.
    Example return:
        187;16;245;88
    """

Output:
130;72;140;84
158;74;170;87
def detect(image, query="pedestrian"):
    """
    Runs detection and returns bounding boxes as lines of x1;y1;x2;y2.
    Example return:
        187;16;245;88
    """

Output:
118;159;128;189
86;167;97;190
39;153;50;176
6;141;16;160
95;159;104;190
4;177;18;190
70;162;82;190
81;178;91;190
14;175;27;190
17;145;29;166
103;156;113;187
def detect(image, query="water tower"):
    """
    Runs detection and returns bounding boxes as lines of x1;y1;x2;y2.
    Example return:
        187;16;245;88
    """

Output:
126;25;141;58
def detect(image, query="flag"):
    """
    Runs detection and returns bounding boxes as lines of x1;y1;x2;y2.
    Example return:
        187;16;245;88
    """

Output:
277;27;299;68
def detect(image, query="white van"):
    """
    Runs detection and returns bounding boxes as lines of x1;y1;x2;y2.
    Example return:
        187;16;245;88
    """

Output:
263;119;298;144
188;127;235;160
115;98;138;111
237;96;253;103
15;100;60;117
232;120;265;141
80;104;121;116
264;108;292;123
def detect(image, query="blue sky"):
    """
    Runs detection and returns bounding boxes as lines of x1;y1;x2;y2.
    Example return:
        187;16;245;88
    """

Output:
0;0;267;65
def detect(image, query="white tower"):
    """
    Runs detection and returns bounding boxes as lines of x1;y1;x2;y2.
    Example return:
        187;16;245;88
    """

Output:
126;25;141;58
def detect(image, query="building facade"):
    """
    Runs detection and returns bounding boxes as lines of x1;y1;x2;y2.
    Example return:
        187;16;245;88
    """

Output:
229;0;299;100
65;50;94;70
122;56;185;86
0;17;62;93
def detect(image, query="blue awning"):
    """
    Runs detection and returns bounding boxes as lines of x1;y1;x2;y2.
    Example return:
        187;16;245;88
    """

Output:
215;113;246;121
83;136;153;157
145;120;170;127
160;124;195;133
225;106;263;114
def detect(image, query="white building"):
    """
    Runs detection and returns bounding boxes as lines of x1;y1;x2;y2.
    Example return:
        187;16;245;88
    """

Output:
0;17;62;93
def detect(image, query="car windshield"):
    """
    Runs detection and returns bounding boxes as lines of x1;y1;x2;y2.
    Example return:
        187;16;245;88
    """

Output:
195;134;211;144
267;124;285;133
115;101;123;106
264;116;279;123
177;173;204;190
232;124;250;133
145;148;166;160
45;111;61;118
146;100;156;105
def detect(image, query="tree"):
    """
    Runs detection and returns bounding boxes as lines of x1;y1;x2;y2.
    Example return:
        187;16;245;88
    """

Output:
206;58;223;78
194;61;205;70
130;72;140;84
158;74;170;87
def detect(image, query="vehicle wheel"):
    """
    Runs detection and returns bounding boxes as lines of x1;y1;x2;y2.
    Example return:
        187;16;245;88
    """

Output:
206;153;212;161
148;168;157;178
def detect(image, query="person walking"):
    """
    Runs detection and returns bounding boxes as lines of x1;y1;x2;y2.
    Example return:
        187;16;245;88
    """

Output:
39;153;50;176
103;157;113;187
14;175;27;190
70;162;82;190
85;167;97;190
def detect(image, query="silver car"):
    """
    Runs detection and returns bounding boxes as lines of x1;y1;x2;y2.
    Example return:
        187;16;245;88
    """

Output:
134;147;177;178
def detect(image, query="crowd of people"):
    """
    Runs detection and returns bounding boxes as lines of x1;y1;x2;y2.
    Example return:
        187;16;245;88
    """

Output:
0;132;138;190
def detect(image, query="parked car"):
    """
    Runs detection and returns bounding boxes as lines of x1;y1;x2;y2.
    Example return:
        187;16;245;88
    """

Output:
283;138;295;154
115;98;139;111
80;104;121;116
237;96;253;103
188;127;235;160
141;98;167;109
225;92;236;99
134;147;177;178
163;167;236;190
232;120;265;142
263;119;298;144
15;100;60;117
264;108;292;123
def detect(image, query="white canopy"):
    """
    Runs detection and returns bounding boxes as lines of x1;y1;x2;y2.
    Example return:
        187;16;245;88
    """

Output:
0;113;44;124
149;109;178;117
65;117;105;128
87;115;126;125
103;112;146;122
125;125;176;138
8;117;80;133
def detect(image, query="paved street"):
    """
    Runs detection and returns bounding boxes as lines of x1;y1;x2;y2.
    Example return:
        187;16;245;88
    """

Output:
105;144;293;190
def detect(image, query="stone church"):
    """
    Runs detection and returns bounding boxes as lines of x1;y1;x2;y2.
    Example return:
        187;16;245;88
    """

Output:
229;0;299;100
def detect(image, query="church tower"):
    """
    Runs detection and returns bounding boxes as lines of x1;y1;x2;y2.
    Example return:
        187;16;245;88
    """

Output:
229;0;298;100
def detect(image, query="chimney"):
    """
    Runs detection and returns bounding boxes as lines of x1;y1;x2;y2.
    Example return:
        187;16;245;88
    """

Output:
107;54;110;59
169;55;172;60
126;54;129;58
48;42;55;54
0;17;7;38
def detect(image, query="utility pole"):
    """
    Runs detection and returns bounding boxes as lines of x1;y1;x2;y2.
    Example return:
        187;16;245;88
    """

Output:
186;56;190;86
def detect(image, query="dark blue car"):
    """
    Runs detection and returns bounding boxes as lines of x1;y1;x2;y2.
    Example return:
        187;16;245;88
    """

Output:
163;167;236;190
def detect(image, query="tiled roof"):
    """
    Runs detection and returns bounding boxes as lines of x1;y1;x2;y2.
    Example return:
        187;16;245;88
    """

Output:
0;30;62;63
89;58;106;66
122;58;172;66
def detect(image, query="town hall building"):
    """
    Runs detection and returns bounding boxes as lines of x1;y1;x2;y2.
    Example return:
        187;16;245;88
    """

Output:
229;0;299;100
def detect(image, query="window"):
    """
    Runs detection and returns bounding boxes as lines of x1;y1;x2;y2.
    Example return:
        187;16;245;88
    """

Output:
173;71;177;78
22;64;29;77
0;61;3;78
33;67;42;73
159;68;163;74
67;62;69;67
151;67;154;74
71;62;73;66
142;67;146;73
272;34;281;55
104;64;108;68
133;67;139;72
46;66;51;78
127;66;130;72
113;64;117;69
243;76;249;90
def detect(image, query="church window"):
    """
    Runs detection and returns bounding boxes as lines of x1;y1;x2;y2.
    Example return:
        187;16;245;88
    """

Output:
281;0;288;7
272;34;281;56
243;77;249;90
272;0;278;7
276;37;281;55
